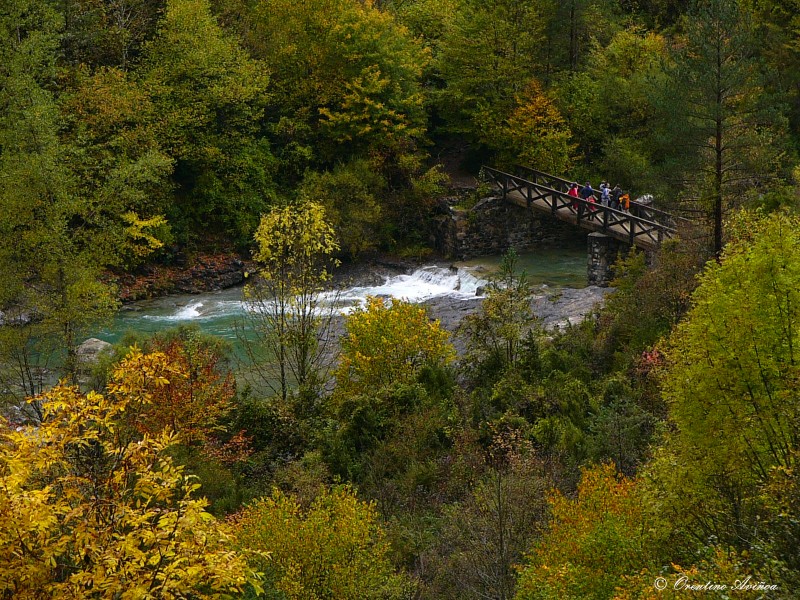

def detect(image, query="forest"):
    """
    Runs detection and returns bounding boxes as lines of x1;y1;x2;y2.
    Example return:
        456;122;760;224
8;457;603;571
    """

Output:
2;0;800;597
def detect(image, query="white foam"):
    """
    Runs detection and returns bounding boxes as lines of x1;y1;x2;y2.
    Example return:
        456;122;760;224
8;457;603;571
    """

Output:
333;266;485;308
142;301;205;321
143;266;487;322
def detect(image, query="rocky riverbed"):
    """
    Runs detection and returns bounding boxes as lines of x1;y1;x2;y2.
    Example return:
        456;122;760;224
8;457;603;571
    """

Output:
324;259;613;355
330;257;613;335
422;285;613;355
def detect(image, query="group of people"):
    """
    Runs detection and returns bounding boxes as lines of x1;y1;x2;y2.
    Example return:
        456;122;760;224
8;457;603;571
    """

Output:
567;181;630;212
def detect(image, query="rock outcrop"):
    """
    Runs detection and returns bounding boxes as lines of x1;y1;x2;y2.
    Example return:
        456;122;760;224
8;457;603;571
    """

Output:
114;254;249;302
422;284;614;355
76;338;113;366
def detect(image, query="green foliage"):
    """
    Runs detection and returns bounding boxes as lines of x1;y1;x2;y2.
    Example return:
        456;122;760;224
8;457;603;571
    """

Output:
653;211;800;552
324;377;454;492
460;250;536;384
758;448;800;590
585;376;658;475
7;0;800;594
59;66;174;259
140;0;274;243
660;0;791;251
551;27;671;188
594;242;705;369
434;0;548;142
121;211;172;267
234;0;428;182
0;0;121;386
58;0;163;69
235;486;416;599
390;0;459;59
298;160;386;256
325;300;456;506
427;435;549;600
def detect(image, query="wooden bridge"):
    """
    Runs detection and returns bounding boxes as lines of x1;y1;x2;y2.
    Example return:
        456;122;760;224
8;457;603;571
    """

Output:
482;166;687;250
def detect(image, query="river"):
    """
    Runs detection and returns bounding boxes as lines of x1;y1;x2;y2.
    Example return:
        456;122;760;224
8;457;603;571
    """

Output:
93;247;595;355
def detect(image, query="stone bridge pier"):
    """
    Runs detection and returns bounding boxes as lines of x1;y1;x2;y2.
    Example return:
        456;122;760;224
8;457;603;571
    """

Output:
587;233;627;287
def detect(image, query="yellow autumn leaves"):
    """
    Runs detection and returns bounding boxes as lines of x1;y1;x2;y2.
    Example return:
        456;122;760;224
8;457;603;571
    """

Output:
0;350;260;599
335;296;455;400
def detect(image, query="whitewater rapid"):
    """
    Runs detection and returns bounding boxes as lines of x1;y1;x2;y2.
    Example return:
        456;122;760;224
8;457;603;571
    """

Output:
138;265;486;323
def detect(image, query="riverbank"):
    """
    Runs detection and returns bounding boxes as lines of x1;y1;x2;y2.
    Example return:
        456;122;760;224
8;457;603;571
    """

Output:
110;252;251;302
109;251;431;303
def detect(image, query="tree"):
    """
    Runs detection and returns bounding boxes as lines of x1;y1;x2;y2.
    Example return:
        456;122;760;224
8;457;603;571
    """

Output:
59;0;164;70
427;431;549;600
120;329;242;462
235;486;415;599
496;79;576;174
59;66;174;268
139;0;274;243
434;0;548;145
459;250;536;383
650;211;800;553
0;0;121;393
228;0;428;181
747;0;800;136
0;349;260;598
297;160;386;257
593;242;705;368
244;201;340;402
333;296;455;401
541;0;622;74
515;463;668;600
323;297;455;489
586;28;671;190
662;0;790;254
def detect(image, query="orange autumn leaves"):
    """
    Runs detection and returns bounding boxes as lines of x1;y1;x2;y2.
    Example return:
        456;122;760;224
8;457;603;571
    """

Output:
111;338;248;464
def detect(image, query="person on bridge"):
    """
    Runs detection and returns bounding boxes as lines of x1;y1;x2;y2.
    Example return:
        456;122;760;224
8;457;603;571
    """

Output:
581;182;596;212
581;181;594;201
620;191;631;212
611;185;622;210
568;182;579;210
600;183;610;207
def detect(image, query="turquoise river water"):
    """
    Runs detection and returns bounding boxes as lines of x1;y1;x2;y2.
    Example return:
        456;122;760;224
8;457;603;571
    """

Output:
93;247;588;352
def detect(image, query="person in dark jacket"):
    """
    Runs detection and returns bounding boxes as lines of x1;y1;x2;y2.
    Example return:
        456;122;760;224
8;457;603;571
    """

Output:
610;185;622;210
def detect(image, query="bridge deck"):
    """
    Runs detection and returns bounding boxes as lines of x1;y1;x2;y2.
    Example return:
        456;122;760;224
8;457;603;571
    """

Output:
482;167;677;250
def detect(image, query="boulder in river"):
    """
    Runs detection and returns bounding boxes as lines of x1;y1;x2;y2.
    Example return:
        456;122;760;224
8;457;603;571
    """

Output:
76;338;113;366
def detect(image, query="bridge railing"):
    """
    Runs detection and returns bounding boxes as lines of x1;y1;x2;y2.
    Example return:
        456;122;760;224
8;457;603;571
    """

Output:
481;166;675;248
511;165;691;230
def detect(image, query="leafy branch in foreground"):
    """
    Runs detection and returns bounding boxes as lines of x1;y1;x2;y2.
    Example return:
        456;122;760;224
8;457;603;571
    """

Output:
0;348;261;598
